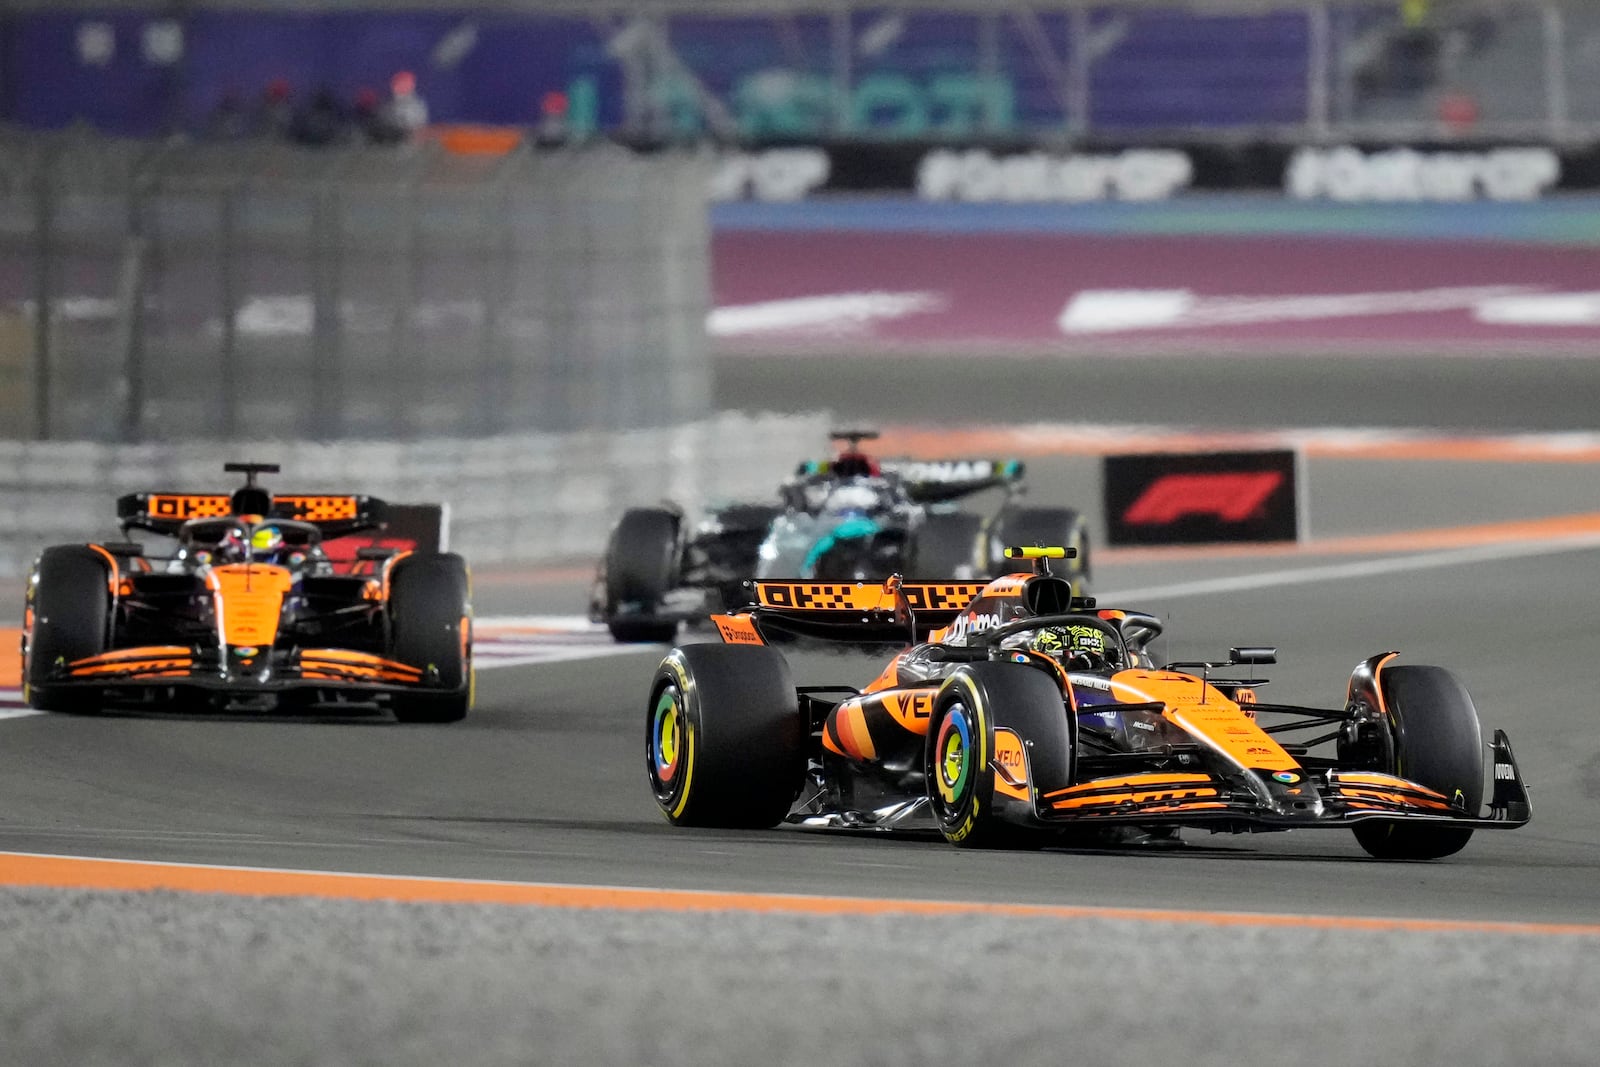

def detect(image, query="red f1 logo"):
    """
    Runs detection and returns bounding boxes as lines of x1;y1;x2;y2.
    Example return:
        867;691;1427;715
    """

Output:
1123;472;1284;525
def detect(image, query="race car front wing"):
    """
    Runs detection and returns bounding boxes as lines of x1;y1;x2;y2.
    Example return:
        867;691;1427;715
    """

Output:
43;645;445;701
1026;731;1530;832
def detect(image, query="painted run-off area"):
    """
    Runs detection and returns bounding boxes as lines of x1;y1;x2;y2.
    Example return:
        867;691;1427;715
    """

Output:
712;226;1600;350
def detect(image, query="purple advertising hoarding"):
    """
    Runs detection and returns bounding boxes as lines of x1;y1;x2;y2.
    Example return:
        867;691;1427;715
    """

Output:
2;7;1315;137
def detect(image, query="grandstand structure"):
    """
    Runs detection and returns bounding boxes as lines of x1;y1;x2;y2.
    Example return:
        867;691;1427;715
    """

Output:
1;1;1595;142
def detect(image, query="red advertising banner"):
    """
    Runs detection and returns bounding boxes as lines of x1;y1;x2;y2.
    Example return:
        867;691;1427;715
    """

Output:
1103;451;1301;546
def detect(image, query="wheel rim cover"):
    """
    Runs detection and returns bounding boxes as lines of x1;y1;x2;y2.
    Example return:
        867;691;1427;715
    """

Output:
935;705;973;806
652;690;683;786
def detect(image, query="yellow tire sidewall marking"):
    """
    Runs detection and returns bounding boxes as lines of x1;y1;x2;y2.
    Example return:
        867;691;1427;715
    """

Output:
665;655;697;821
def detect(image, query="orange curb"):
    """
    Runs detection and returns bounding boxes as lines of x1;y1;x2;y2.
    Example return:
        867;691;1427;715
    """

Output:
0;628;19;688
1;851;1597;938
876;426;1600;464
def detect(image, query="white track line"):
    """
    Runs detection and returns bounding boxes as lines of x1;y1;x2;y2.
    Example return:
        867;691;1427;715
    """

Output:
474;646;657;670
11;533;1594;718
0;689;42;720
0;617;645;720
474;615;659;670
476;615;606;632
1099;533;1600;603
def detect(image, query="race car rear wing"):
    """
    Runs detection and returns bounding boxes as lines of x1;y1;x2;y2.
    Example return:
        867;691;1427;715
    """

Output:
117;492;388;539
729;578;991;644
879;459;1025;504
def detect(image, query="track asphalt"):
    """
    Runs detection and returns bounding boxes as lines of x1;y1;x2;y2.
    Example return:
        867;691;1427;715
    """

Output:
4;356;1600;1064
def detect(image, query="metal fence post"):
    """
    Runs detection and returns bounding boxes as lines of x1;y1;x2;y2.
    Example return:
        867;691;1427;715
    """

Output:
310;157;347;439
477;146;521;435
978;12;1001;136
31;140;54;441
1307;2;1332;140
1544;1;1570;139
831;8;851;136
117;151;155;443
1067;7;1092;137
218;180;239;439
398;155;426;438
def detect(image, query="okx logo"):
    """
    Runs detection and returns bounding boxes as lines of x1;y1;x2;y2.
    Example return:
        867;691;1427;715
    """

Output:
1104;451;1300;546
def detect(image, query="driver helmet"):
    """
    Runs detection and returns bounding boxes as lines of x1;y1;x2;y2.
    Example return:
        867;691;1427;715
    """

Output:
217;525;250;563
832;451;879;480
825;483;880;516
1020;624;1119;672
249;524;285;563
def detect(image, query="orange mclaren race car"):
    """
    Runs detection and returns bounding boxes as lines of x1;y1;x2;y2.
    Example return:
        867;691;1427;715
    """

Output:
21;463;471;722
645;547;1529;858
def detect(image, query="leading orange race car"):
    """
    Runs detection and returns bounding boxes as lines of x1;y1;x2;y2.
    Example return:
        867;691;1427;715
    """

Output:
646;547;1529;859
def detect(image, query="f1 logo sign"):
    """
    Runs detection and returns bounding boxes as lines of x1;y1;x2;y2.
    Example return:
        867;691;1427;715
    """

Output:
1123;472;1284;525
1104;451;1300;546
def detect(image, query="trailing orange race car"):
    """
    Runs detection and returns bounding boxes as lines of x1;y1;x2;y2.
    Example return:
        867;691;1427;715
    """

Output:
645;547;1530;858
21;463;471;722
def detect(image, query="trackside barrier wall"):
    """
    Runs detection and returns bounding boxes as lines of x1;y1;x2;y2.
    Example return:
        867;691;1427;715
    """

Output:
0;131;712;442
0;412;829;576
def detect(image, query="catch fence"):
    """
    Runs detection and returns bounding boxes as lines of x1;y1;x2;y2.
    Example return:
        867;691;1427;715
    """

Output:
0;131;712;442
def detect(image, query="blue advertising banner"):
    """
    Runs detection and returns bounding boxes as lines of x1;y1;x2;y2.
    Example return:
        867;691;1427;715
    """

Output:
1;7;1315;138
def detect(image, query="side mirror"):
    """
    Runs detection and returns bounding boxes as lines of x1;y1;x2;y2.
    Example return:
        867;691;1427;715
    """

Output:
1230;646;1277;665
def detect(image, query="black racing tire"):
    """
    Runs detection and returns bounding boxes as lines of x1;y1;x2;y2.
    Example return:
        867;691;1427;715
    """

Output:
991;506;1091;587
913;512;983;579
713;503;783;535
388;553;472;724
1353;665;1484;860
609;619;680;643
925;661;1068;849
24;546;111;713
646;643;802;828
604;508;681;644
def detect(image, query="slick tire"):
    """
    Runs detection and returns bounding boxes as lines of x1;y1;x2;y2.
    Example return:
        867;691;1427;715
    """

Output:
24;546;111;713
647;644;802;828
388;553;472;724
604;508;681;644
1353;665;1483;860
991;507;1090;588
926;662;1067;849
913;512;983;579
